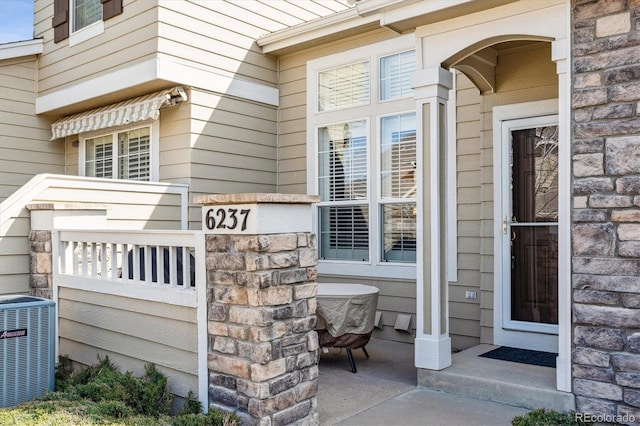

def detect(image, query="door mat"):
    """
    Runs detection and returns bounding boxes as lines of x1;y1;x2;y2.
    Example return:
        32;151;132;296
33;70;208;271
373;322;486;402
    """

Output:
479;346;557;368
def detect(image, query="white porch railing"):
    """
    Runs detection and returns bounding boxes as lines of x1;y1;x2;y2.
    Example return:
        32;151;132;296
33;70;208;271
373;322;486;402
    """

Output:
52;228;208;407
53;229;204;307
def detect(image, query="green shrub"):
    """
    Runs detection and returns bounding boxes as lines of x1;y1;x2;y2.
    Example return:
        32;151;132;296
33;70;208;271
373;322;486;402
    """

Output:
180;390;204;416
0;355;238;426
512;409;593;426
172;410;239;426
54;355;172;418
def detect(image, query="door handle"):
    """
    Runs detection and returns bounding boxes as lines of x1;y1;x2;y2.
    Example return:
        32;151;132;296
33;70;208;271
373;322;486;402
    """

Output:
503;215;508;235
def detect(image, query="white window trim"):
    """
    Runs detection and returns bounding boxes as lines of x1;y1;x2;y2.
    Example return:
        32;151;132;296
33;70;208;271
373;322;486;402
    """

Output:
78;120;159;182
378;49;417;104
69;0;104;47
375;109;418;265
307;34;417;280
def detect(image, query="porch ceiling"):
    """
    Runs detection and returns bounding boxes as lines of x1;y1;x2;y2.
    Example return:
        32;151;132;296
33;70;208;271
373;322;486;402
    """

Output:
451;40;548;94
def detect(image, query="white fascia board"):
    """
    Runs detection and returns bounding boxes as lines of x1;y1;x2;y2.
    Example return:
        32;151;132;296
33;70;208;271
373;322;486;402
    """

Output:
36;57;160;114
156;55;279;106
380;0;473;26
258;8;378;54
355;0;412;16
36;55;279;114
0;39;43;60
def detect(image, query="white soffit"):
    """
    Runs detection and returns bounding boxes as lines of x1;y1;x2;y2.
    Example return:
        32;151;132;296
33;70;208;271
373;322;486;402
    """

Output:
50;87;186;140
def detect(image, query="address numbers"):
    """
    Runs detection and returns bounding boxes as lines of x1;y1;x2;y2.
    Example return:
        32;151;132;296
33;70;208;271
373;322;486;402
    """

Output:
205;207;251;231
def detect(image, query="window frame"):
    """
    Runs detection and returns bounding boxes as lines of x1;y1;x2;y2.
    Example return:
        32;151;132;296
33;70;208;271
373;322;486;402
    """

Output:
307;35;417;279
316;116;372;263
69;0;104;46
53;0;122;44
377;110;418;264
78;120;160;182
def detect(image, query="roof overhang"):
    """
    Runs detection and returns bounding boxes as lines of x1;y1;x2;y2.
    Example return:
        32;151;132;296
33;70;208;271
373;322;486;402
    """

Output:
258;0;518;56
0;39;43;60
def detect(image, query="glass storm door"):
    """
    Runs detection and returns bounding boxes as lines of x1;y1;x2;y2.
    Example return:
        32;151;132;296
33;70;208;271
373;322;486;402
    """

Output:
502;117;559;348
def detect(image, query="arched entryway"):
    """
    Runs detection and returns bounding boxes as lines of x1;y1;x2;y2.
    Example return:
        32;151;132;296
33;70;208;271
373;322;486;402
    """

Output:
411;1;571;397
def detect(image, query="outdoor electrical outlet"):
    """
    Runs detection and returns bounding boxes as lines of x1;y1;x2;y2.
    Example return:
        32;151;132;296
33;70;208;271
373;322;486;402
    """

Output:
465;291;477;300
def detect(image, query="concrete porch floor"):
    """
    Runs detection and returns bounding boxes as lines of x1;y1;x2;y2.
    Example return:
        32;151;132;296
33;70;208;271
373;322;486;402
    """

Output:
418;344;575;413
317;339;532;425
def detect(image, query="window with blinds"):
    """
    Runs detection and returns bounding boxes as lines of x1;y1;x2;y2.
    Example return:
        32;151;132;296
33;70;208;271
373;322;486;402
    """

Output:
84;125;151;182
318;61;370;112
73;0;103;32
318;121;369;260
380;50;416;101
312;45;416;267
118;128;151;181
86;136;113;178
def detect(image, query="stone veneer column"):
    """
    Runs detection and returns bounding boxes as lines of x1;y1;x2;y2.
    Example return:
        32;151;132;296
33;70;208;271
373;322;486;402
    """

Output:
195;193;320;426
29;229;53;299
27;203;107;299
571;0;640;423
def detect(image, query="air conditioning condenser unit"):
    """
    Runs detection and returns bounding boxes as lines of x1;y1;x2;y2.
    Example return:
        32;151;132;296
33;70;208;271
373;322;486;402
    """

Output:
0;295;56;408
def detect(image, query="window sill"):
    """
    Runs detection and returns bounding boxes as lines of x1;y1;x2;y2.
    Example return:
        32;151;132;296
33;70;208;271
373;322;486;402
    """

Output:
317;261;416;280
69;21;104;47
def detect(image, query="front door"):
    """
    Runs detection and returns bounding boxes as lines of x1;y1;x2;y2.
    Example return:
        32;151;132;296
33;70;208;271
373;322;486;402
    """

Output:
498;115;559;352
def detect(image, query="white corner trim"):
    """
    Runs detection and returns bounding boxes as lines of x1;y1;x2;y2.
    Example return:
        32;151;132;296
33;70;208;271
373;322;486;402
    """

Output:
0;39;43;60
194;234;208;410
36;56;280;115
446;78;457;283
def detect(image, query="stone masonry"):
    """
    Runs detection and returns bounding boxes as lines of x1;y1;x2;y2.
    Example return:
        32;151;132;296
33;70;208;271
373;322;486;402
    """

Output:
29;230;53;299
572;0;640;423
205;232;319;425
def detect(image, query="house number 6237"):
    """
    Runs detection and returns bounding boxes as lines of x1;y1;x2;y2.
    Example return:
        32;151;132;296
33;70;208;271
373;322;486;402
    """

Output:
205;208;250;231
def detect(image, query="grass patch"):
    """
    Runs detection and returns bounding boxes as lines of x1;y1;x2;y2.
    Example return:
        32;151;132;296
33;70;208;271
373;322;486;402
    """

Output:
0;356;238;426
512;409;593;426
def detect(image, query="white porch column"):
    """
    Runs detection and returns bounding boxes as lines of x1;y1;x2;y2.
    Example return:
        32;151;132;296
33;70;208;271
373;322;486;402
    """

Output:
413;66;453;370
552;38;572;393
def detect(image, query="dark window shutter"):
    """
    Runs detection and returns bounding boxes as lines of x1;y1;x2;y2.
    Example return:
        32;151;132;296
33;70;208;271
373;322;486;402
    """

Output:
102;0;123;20
52;0;69;43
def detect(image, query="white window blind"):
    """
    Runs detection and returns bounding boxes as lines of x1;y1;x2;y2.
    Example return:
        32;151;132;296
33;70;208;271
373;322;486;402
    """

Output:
309;40;417;271
318;61;370;112
73;0;102;31
380;50;416;101
118;127;151;180
380;113;417;199
318;120;369;261
84;125;151;182
86;135;113;178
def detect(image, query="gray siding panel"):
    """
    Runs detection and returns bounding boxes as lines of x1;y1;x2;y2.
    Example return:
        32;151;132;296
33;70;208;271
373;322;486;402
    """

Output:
186;88;278;229
58;287;197;399
34;0;349;98
0;56;63;204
